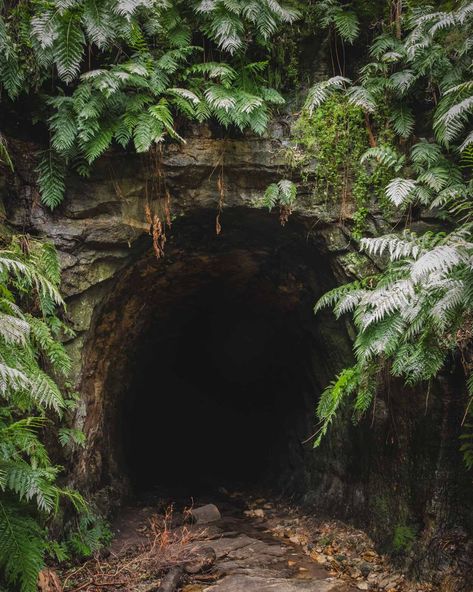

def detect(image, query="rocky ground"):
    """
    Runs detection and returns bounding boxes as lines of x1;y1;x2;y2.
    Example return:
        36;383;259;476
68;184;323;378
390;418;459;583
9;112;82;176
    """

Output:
51;492;436;592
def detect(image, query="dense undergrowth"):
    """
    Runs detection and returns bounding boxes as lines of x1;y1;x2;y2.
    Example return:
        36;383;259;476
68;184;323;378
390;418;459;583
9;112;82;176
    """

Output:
0;237;87;590
307;2;473;460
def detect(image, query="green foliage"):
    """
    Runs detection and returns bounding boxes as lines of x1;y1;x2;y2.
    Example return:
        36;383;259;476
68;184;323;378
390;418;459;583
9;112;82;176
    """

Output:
43;510;111;564
36;152;67;210
316;0;360;44
262;179;297;211
0;0;297;207
314;366;361;446
65;512;112;559
0;500;46;592
280;96;393;237
0;237;85;592
392;525;417;553
305;1;473;147
311;2;473;469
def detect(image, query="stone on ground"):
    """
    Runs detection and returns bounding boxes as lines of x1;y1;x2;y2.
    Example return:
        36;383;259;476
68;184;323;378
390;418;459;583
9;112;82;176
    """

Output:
191;504;221;524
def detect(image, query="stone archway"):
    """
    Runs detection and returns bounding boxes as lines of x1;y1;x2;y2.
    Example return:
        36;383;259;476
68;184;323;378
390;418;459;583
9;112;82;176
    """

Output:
72;208;353;499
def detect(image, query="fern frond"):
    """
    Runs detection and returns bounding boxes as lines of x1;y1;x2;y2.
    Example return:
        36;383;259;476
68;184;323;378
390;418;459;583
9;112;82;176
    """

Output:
332;9;359;43
314;281;362;314
314;366;360;447
54;14;85;83
390;105;415;138
385;177;417;206
347;85;376;112
410;244;468;281
390;70;417;96
0;313;30;346
360;232;421;260
304;76;350;114
360;145;405;171
36;151;66;209
0;501;45;592
410;140;442;166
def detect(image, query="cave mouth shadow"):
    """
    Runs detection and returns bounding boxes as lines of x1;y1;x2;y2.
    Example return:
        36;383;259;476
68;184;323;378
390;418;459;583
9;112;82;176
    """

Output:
122;279;310;497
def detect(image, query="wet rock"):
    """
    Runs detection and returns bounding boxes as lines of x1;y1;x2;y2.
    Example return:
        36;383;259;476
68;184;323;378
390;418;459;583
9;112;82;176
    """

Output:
184;547;217;574
191;504;221;524
202;574;347;591
157;566;184;592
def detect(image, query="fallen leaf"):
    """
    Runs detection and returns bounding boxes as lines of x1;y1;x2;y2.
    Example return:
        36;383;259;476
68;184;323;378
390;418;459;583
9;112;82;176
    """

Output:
38;569;63;592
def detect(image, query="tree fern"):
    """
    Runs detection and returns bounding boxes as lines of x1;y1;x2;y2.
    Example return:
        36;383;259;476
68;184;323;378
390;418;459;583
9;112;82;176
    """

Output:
2;0;298;207
310;1;473;457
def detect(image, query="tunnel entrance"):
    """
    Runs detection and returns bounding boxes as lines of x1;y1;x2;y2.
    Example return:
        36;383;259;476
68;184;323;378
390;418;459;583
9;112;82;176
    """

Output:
80;210;352;500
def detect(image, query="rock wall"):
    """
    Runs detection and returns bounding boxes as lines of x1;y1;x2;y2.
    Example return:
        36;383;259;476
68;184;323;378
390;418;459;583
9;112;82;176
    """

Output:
2;127;473;589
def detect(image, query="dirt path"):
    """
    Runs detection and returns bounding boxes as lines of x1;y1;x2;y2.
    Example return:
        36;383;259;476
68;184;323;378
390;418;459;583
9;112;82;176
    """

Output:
101;497;356;592
177;512;355;592
62;494;432;592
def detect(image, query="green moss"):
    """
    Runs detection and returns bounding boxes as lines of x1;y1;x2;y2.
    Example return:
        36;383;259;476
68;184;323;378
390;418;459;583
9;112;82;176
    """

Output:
338;251;372;279
372;493;391;524
285;97;395;238
392;524;417;552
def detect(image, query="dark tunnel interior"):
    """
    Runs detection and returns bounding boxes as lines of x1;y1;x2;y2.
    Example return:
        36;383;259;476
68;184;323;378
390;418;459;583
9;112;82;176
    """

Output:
122;276;313;496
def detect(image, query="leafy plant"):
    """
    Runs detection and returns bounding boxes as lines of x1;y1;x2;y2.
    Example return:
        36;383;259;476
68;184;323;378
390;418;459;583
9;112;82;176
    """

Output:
0;237;85;592
0;0;298;208
393;524;417;553
268;95;394;236
65;512;112;559
311;1;473;465
316;0;360;44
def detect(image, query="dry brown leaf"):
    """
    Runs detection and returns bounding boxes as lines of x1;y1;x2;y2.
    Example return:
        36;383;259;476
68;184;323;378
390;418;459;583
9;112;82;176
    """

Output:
38;568;63;592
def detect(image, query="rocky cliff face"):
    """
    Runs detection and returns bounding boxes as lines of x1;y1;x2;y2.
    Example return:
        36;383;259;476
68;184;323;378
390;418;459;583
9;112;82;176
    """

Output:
2;128;472;588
